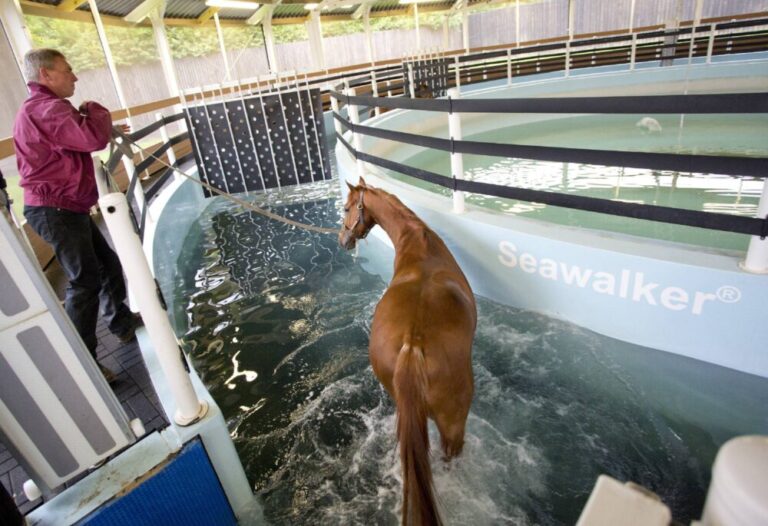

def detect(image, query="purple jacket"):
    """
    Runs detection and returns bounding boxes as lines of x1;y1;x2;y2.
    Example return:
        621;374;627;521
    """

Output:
14;83;113;213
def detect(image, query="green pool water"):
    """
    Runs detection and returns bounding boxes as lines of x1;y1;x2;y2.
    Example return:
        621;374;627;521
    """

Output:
386;113;767;251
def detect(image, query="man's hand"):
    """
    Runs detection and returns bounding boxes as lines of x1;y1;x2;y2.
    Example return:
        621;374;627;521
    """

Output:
78;101;92;115
116;123;131;134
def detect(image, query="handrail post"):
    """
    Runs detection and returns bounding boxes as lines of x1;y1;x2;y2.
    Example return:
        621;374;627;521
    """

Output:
630;33;637;70
454;56;461;92
741;180;768;274
370;70;380;117
407;62;416;98
98;189;209;426
447;87;465;214
346;87;366;179
155;112;178;181
507;48;512;86
330;90;343;137
120;142;151;223
706;23;716;64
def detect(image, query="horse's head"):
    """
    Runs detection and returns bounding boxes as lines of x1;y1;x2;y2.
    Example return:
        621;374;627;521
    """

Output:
339;177;375;250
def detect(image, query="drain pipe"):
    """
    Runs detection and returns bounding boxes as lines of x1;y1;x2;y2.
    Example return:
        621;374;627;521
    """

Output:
742;181;768;274
97;184;208;426
448;87;465;214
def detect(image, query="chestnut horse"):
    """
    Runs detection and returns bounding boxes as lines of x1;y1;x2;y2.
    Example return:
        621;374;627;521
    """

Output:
339;178;477;526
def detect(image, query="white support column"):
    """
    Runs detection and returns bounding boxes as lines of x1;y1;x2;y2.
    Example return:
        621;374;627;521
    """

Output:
306;9;325;71
0;0;32;72
262;14;279;73
629;0;636;33
363;6;374;63
346;88;365;179
742;181;768;273
99;191;209;425
462;8;469;53
515;0;520;47
442;15;449;51
148;7;180;97
213;12;232;81
89;1;132;127
568;0;575;41
447;87;464;214
414;3;421;52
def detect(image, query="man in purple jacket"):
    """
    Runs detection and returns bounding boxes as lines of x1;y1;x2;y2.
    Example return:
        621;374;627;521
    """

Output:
14;48;141;382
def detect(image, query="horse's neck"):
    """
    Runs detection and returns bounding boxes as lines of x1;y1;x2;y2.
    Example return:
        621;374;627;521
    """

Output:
368;192;425;248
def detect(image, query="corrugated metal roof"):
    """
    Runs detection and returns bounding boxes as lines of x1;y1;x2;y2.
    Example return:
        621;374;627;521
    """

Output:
24;0;473;23
166;0;209;19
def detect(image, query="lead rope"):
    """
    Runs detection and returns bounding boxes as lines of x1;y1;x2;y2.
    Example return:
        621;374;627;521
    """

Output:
108;131;338;235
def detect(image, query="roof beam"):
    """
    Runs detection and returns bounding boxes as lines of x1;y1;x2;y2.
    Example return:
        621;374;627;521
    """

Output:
352;2;370;20
124;0;165;24
57;0;87;12
197;6;219;23
247;2;278;25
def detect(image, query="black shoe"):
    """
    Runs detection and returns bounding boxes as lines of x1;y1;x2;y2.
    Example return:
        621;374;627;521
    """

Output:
100;365;118;384
116;327;136;344
115;313;142;343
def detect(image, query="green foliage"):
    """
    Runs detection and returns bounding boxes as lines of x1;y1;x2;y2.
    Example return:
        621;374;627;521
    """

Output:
272;24;309;44
23;10;461;72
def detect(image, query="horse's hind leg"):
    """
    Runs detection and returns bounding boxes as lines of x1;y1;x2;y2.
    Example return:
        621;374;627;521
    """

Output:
434;409;469;460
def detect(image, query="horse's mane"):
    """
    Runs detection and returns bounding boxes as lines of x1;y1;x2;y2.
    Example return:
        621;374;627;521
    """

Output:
368;186;425;226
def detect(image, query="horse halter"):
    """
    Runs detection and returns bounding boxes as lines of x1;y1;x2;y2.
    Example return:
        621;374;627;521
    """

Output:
345;188;372;239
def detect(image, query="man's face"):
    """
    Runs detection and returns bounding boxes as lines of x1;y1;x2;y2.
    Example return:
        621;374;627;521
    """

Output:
40;56;78;99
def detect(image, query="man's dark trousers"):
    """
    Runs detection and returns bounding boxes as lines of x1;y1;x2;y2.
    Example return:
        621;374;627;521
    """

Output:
24;205;135;358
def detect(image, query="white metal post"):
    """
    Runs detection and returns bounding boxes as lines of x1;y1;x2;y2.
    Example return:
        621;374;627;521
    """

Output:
447;87;464;214
370;70;380;117
346;87;365;179
407;63;416;98
507;48;512;85
706;23;716;64
630;33;637;70
454;55;461;91
742;181;768;273
99;191;209;425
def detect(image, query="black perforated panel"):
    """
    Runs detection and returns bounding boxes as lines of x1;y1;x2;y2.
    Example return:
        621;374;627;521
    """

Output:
402;58;450;99
185;88;331;198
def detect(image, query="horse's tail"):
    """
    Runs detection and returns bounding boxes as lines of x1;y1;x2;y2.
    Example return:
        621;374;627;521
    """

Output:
393;343;442;526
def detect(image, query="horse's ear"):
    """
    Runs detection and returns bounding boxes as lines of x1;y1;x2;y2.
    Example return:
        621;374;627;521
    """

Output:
346;181;355;192
358;176;367;188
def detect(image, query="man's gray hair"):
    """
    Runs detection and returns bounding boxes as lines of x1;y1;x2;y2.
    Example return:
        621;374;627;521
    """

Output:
23;48;66;82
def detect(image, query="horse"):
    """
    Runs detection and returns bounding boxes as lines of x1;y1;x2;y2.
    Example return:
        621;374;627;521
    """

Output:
339;178;477;526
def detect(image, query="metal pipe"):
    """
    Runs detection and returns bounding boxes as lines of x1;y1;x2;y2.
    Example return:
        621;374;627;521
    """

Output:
98;190;208;426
